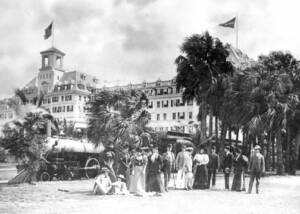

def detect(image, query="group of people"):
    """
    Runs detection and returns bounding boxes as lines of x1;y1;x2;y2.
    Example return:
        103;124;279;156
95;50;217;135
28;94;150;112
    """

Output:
93;143;265;196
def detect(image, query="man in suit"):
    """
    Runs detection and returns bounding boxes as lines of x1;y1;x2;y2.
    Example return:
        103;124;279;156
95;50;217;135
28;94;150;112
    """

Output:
208;146;220;189
222;146;233;190
248;145;265;194
162;144;175;192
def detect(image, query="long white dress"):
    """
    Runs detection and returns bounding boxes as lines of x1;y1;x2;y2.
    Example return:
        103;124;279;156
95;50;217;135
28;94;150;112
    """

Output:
129;154;147;195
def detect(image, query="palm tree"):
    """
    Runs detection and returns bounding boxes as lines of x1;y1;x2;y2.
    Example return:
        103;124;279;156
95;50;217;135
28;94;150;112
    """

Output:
223;52;300;174
86;89;151;148
175;32;234;151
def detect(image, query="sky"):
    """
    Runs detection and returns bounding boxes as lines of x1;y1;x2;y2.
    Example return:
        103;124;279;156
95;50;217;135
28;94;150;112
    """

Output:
1;0;300;98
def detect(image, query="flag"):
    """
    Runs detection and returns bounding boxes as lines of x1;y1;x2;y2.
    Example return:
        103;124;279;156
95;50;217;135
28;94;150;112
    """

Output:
219;17;236;28
44;22;53;40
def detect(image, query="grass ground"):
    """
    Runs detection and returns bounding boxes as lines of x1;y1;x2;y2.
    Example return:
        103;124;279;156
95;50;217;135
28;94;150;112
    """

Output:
0;175;299;214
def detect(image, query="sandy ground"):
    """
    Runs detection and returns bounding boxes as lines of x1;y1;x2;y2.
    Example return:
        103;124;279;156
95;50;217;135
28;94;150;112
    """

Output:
0;175;299;214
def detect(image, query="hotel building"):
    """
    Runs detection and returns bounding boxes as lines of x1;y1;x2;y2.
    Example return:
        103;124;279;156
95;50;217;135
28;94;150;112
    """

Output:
0;44;252;134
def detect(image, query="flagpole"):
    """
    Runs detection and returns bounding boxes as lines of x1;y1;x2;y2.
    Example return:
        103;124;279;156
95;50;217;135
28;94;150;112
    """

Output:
52;21;54;47
236;15;238;49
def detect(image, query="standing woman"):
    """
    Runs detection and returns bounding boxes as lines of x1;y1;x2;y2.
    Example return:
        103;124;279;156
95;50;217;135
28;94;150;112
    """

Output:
146;145;164;195
231;148;247;191
129;147;147;196
193;147;209;189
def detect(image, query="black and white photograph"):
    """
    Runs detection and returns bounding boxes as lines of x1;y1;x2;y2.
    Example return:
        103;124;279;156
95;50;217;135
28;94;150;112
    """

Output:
0;0;300;213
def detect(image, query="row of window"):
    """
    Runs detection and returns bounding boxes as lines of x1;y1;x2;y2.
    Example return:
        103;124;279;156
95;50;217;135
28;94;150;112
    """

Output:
148;99;193;108
43;95;90;104
0;112;13;119
156;112;193;121
39;73;52;80
52;105;74;113
143;87;184;96
43;55;62;67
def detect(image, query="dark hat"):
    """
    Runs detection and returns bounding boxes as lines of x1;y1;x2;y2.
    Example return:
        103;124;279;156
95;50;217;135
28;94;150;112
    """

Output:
225;146;230;150
167;144;173;148
211;146;216;150
136;147;142;152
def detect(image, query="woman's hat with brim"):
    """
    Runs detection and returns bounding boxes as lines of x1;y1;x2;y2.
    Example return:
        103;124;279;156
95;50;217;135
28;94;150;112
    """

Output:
254;145;261;150
117;174;126;181
100;167;110;173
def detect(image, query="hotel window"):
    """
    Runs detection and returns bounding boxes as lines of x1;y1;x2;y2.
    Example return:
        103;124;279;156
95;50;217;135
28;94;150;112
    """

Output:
62;106;66;112
79;96;82;101
157;101;160;108
67;105;74;112
189;112;193;119
148;101;153;108
187;100;193;106
176;99;180;106
65;95;72;101
48;98;51;103
157;114;160;121
61;96;64;101
172;113;176;120
57;107;62;113
52;96;59;102
163;113;167;120
164;100;169;107
171;100;174;107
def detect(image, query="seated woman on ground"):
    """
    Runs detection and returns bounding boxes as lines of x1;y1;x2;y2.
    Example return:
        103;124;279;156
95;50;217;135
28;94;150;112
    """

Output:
93;167;114;195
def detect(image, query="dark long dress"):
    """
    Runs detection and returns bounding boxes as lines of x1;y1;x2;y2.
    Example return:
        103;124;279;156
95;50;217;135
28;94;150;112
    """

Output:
193;154;209;189
146;154;164;193
231;155;247;191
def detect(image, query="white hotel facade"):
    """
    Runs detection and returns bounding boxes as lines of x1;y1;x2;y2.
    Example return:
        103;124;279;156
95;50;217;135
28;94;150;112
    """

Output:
0;45;252;134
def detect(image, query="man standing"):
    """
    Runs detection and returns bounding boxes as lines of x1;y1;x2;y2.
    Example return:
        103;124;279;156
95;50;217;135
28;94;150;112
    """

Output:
162;144;175;191
248;145;265;194
222;146;233;190
175;145;189;189
208;146;220;189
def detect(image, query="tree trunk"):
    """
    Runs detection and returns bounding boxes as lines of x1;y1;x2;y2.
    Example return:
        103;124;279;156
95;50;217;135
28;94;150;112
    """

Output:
265;133;271;171
286;125;291;174
215;115;219;144
228;128;232;145
209;109;213;137
276;132;284;175
220;121;227;161
272;134;275;171
235;128;239;145
200;104;207;142
295;128;300;171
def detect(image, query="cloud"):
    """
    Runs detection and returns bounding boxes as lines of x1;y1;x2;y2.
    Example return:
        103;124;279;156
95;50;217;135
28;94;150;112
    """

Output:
1;0;300;99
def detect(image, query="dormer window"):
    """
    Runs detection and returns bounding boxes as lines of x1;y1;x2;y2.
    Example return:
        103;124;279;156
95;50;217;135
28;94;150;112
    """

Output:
80;74;86;80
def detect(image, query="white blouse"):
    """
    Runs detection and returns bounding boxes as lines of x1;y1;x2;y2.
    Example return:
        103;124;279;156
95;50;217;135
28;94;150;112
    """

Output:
194;154;209;165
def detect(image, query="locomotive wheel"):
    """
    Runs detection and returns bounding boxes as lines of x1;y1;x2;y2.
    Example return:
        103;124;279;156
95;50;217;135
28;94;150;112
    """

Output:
40;171;51;181
85;158;100;179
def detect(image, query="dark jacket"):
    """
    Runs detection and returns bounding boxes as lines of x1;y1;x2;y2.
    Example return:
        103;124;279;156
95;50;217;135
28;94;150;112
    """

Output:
208;153;220;170
147;154;163;174
233;154;247;173
222;152;233;172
